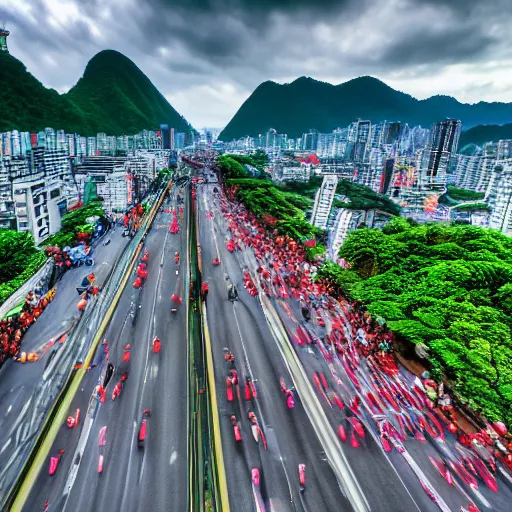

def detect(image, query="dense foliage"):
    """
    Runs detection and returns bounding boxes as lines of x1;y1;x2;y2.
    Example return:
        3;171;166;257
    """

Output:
218;75;512;140
217;155;251;178
446;186;485;202
335;217;512;426
336;180;401;216
278;176;323;198
0;231;47;304
44;201;106;248
459;123;512;147
227;178;323;243
0;50;191;135
222;150;269;172
452;203;491;212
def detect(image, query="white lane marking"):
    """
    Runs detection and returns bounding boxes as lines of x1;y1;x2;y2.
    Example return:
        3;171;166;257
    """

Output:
1;438;12;455
170;450;178;465
279;455;294;507
119;421;139;510
7;404;12;414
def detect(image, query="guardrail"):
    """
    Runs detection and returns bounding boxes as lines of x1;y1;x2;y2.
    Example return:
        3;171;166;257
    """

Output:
6;181;172;512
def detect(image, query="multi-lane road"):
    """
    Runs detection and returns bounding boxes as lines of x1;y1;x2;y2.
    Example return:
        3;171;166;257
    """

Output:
3;168;512;512
197;183;351;511
18;184;189;512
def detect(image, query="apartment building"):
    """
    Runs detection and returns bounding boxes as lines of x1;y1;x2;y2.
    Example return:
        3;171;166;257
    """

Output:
310;174;338;229
487;162;512;235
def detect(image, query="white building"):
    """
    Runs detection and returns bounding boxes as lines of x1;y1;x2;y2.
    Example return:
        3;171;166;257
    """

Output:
328;208;364;260
487;162;512;235
310;174;338;229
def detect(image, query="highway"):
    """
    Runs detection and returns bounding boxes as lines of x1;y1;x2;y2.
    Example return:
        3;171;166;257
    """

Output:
22;184;189;512
196;176;512;512
197;182;352;512
0;226;129;503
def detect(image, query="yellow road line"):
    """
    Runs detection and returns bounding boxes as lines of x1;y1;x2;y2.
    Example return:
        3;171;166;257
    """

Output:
201;304;231;512
11;181;171;511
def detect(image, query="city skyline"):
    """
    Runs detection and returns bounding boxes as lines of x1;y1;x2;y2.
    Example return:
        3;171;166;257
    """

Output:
1;0;512;128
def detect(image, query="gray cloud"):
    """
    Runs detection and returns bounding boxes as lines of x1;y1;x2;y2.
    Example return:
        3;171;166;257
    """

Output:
1;0;511;128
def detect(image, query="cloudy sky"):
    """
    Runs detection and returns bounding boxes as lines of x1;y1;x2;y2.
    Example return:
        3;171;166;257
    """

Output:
2;0;511;128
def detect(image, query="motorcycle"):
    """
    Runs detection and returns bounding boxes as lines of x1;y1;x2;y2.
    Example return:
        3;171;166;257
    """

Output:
138;409;151;448
112;381;122;401
298;464;306;491
231;415;242;442
245;376;257;401
66;408;80;429
98;426;107;474
251;468;260;486
49;450;65;476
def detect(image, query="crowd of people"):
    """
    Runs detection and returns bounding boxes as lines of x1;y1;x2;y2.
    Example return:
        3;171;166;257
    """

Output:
218;184;512;467
0;289;55;368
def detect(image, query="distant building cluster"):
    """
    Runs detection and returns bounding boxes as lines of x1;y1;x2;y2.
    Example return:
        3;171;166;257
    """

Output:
222;118;512;246
226;119;461;216
0;127;179;244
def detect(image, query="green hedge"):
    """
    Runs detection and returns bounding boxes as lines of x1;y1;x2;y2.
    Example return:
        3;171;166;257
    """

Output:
334;217;512;426
0;251;47;305
447;186;485;202
44;200;105;248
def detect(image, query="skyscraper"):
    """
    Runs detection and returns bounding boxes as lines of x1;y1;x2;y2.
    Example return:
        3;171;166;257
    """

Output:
425;119;461;181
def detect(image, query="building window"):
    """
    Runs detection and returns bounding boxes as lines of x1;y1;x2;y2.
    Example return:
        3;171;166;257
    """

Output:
50;188;61;199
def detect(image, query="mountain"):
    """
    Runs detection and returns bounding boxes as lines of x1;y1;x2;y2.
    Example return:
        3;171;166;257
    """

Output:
0;50;86;133
459;123;512;148
219;76;512;141
0;50;191;135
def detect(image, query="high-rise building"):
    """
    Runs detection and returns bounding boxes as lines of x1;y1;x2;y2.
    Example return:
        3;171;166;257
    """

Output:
160;124;170;149
425;119;461;182
384;122;402;145
37;131;46;148
45;128;56;150
455;142;497;192
174;132;186;149
87;137;97;156
67;134;75;157
56;130;66;151
11;131;21;156
497;140;512;160
487;161;512;235
310;174;338;229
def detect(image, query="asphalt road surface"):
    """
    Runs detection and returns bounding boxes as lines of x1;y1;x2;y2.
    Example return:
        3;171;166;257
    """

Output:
197;183;352;512
22;185;189;512
196;179;512;512
0;227;129;503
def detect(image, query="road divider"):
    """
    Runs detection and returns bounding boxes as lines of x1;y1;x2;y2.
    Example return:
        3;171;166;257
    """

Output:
8;180;172;511
201;304;231;512
259;294;370;512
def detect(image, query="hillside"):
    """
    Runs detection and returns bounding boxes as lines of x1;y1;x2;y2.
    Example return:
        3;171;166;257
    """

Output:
459;123;512;147
0;50;191;135
66;50;190;135
219;76;512;140
0;51;87;133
